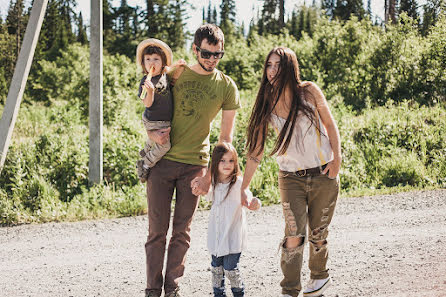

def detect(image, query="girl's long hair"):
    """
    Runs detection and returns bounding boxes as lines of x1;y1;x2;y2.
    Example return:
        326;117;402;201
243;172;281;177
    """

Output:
210;142;241;201
246;47;316;156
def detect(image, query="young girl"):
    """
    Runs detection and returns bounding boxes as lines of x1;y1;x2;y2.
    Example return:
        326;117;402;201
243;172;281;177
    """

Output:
135;38;184;183
206;142;261;297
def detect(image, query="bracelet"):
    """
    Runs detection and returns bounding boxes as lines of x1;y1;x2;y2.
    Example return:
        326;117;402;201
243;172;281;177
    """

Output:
249;156;261;163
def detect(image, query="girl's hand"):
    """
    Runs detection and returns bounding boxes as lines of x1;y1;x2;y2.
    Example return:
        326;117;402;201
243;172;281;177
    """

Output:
191;173;211;196
247;197;261;211
322;156;341;179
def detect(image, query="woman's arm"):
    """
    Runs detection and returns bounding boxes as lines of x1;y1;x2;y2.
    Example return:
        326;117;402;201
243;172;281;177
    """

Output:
241;143;265;207
305;82;342;178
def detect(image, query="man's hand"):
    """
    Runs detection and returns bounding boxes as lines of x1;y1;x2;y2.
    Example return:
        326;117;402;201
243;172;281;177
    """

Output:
191;174;211;196
147;127;171;145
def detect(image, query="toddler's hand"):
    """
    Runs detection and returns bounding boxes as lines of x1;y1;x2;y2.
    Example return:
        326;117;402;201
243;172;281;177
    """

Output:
248;197;261;211
172;59;187;68
144;80;155;91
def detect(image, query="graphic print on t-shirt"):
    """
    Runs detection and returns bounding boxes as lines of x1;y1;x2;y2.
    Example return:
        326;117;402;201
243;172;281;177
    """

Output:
175;80;217;120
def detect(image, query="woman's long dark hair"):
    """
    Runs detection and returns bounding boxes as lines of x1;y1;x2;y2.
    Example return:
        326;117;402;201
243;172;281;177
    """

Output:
246;47;316;156
210;142;241;201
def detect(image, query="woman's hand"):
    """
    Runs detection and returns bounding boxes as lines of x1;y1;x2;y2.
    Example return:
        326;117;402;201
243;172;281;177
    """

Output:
241;188;250;207
322;156;342;179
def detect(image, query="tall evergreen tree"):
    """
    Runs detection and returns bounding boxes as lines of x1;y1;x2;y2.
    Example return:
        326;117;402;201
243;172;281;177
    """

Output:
146;0;158;36
76;12;88;45
333;0;366;20
103;0;116;53
206;2;211;23
166;0;187;50
261;0;280;35
321;0;336;18
385;0;398;24
212;6;218;24
279;0;285;28
421;0;445;35
6;0;27;57
288;9;299;39
399;0;419;20
219;0;236;42
367;0;372;18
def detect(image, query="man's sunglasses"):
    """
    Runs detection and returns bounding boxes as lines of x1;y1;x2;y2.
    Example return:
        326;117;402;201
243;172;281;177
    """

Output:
196;46;224;60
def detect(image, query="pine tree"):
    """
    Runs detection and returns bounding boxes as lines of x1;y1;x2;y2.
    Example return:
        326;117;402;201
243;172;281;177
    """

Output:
220;0;236;42
333;0;366;20
212;6;218;24
306;6;317;37
166;0;187;50
298;7;305;39
103;0;116;53
279;0;285;28
261;0;280;35
288;9;300;39
321;0;336;18
76;12;88;44
421;0;445;35
146;0;158;36
59;0;77;43
385;0;398;24
399;0;419;20
367;0;372;18
6;0;27;57
207;2;212;23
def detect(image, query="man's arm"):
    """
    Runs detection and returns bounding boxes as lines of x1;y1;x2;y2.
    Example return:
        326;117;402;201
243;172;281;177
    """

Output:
191;109;237;196
219;109;236;143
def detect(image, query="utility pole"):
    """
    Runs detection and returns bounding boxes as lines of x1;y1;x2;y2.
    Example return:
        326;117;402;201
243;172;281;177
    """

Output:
0;0;48;173
89;0;104;183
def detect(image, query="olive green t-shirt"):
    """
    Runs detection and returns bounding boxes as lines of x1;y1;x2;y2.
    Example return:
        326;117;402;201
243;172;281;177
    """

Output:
165;66;240;166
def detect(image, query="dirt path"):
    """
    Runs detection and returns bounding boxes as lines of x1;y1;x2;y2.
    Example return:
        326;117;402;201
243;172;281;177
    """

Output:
1;190;445;297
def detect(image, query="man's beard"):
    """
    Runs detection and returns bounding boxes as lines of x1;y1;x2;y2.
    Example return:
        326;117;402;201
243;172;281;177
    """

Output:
198;58;214;72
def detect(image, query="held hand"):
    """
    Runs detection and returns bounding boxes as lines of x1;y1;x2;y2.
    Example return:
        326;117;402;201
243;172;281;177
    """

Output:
247;197;261;211
241;189;249;207
147;127;170;145
191;175;210;196
322;157;341;179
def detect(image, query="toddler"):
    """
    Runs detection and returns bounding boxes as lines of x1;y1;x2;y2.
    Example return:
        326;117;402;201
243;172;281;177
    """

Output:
135;38;184;182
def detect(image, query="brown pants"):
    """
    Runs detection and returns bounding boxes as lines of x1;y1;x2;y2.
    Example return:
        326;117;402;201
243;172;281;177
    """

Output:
278;171;339;297
145;158;206;294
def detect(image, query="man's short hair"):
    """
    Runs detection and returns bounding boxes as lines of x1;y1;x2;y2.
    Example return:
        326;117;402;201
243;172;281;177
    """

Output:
193;24;225;48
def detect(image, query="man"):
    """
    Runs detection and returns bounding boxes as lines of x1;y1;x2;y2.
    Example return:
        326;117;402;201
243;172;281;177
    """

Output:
144;24;240;297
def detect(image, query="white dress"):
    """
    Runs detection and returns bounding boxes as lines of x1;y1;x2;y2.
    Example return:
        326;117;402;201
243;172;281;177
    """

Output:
206;177;253;257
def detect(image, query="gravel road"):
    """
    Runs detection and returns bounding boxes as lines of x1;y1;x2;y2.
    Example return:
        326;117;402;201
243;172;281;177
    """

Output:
1;190;445;297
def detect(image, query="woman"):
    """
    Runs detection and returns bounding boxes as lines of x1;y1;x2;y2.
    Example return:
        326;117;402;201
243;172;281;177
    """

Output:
240;47;342;297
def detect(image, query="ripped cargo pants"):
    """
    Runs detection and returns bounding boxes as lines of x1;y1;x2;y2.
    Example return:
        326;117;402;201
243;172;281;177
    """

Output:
278;170;339;297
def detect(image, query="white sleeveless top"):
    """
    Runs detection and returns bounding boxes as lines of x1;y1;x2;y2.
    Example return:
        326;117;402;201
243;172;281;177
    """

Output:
270;104;333;172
